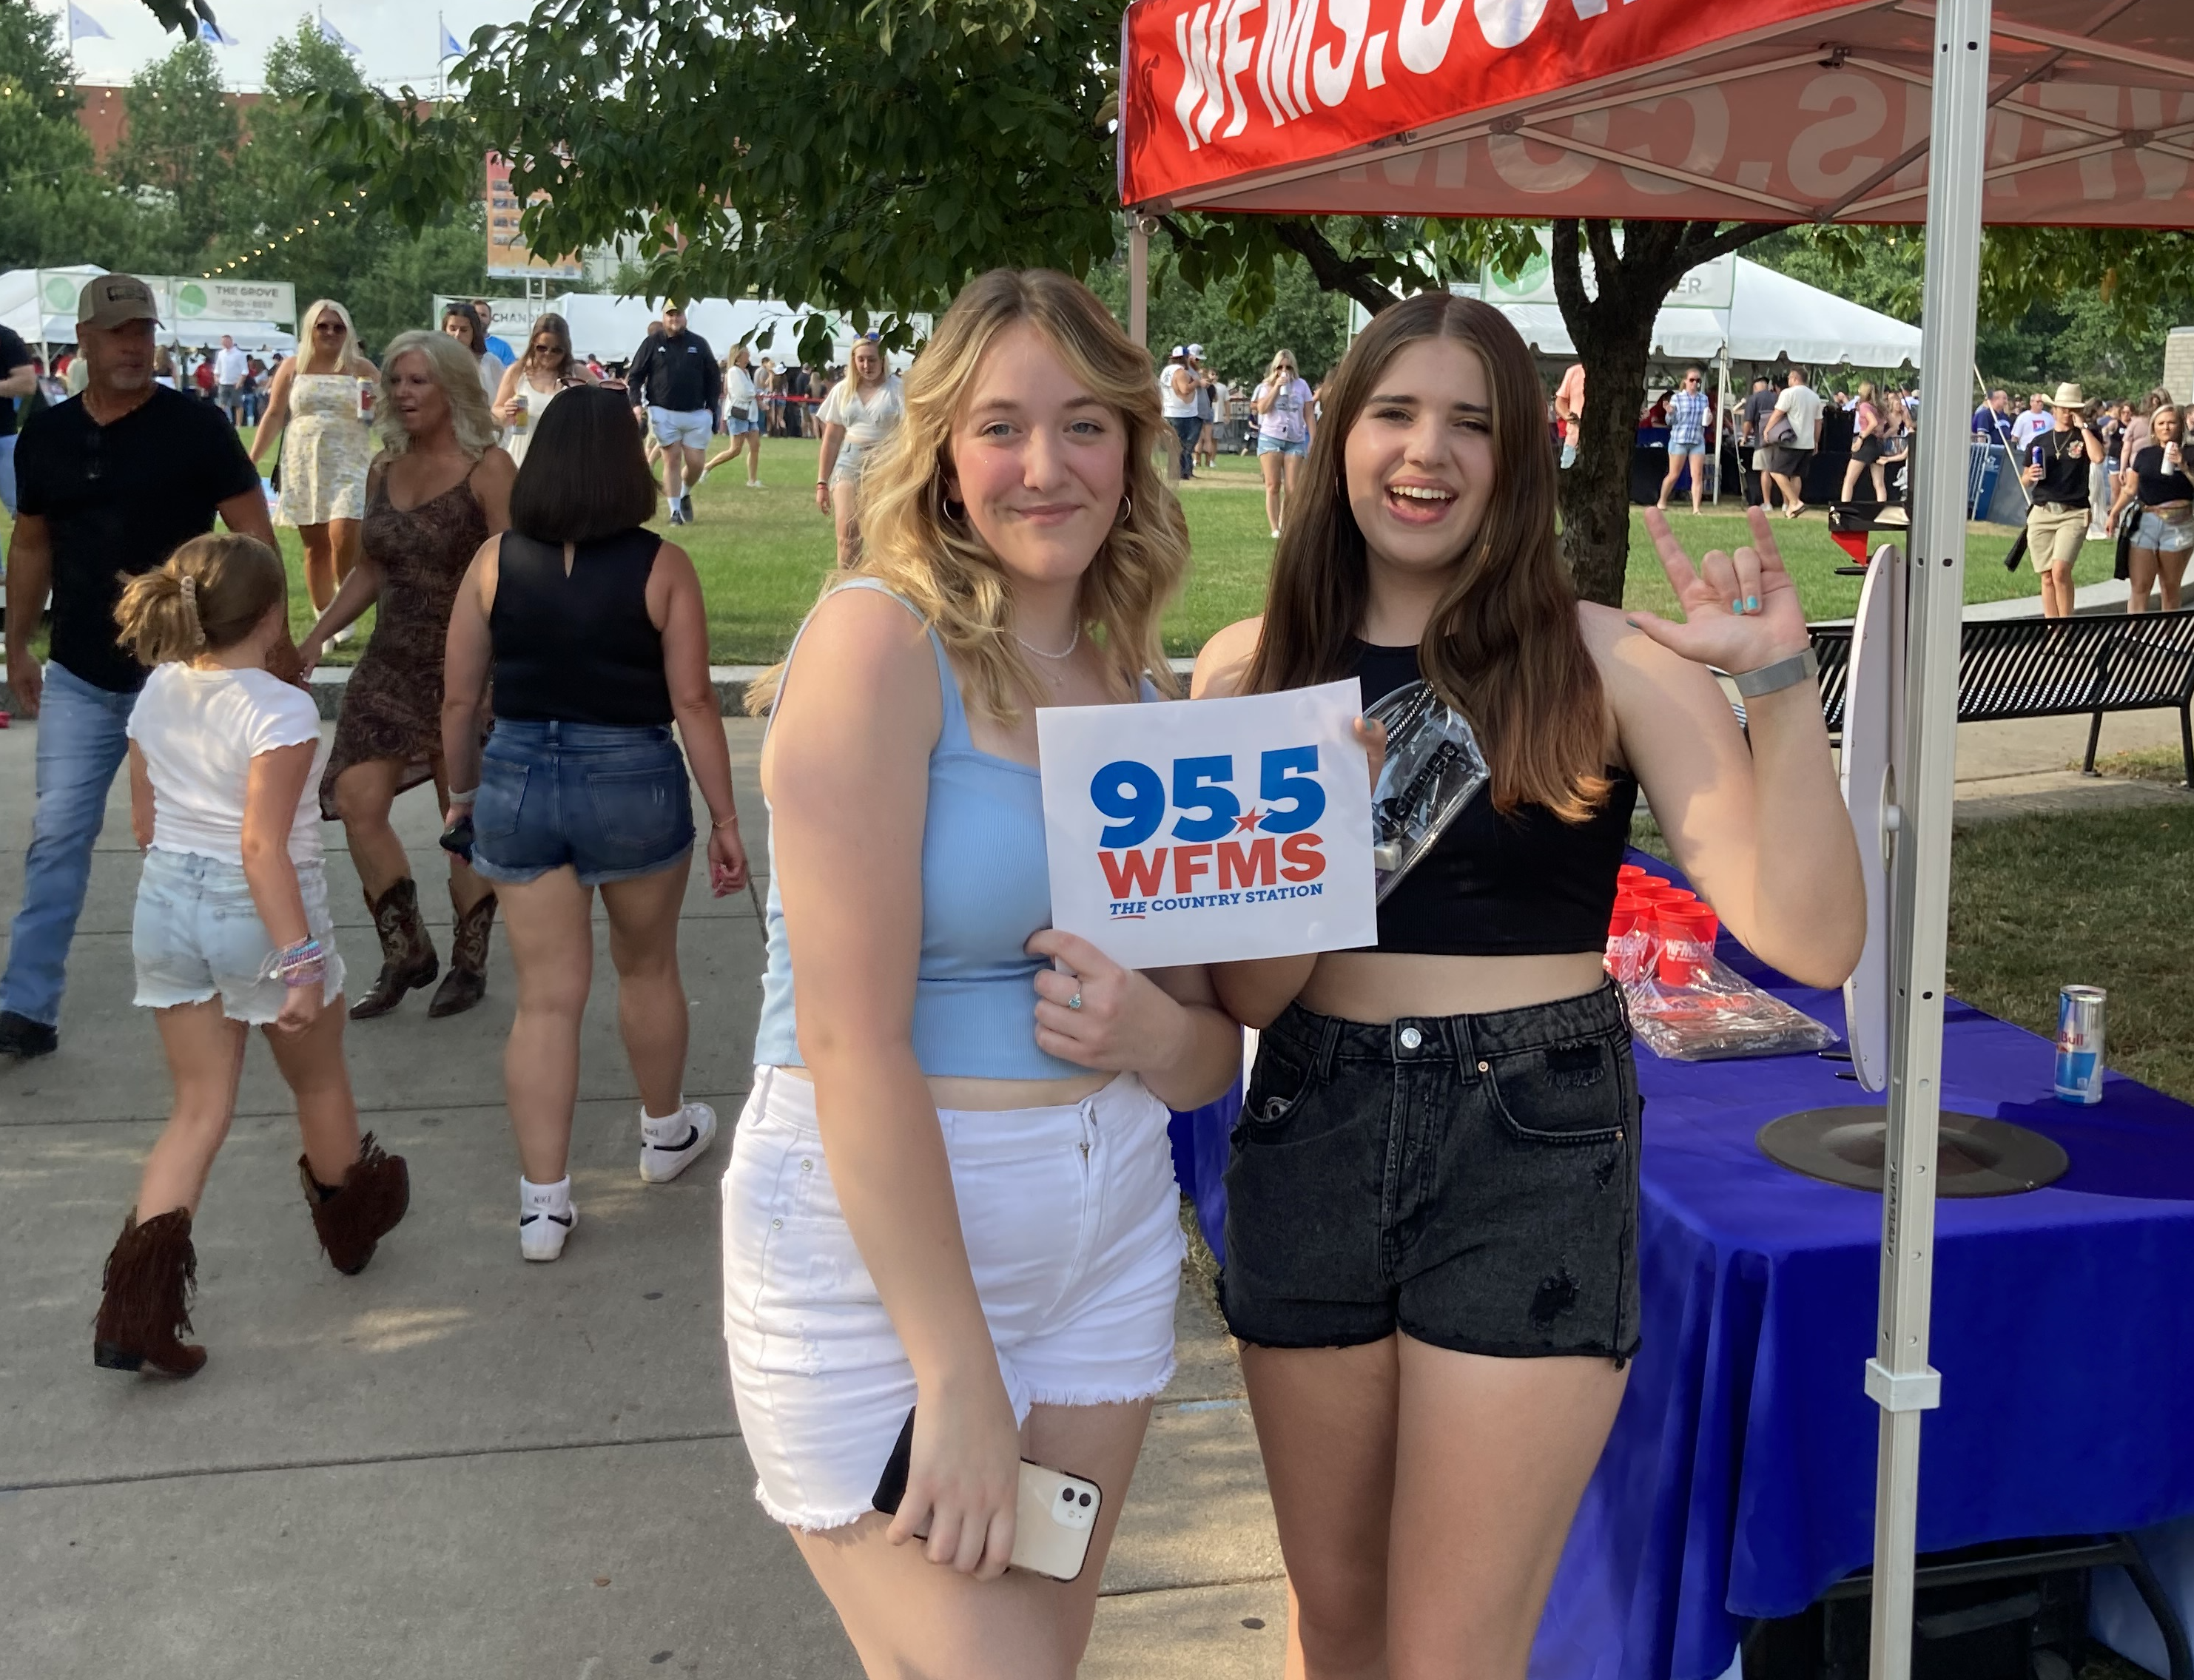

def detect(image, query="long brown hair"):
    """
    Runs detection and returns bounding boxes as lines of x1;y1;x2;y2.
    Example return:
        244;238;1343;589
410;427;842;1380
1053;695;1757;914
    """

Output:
522;312;576;382
1242;291;1609;823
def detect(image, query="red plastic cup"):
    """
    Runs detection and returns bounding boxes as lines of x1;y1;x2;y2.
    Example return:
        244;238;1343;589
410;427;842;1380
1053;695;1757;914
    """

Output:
1617;863;1648;886
1654;903;1720;985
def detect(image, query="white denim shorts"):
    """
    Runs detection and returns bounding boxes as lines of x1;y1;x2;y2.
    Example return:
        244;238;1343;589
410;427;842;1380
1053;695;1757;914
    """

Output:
132;848;345;1022
721;1065;1185;1531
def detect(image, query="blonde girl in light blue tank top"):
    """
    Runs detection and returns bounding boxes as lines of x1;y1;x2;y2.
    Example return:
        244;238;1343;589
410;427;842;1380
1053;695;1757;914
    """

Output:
722;270;1241;1676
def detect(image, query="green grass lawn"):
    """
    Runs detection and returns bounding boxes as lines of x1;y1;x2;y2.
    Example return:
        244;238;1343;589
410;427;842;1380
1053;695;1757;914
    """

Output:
9;432;2107;668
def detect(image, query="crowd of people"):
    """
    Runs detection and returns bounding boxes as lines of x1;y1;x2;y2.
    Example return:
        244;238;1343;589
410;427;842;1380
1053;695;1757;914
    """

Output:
0;263;1868;1680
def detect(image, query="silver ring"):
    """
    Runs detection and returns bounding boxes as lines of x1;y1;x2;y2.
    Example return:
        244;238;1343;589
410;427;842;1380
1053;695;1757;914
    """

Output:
1068;992;1083;1011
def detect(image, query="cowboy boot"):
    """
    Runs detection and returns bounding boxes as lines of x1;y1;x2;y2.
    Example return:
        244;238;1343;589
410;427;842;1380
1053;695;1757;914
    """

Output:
92;1209;208;1378
301;1133;411;1275
351;878;438;1020
427;888;497;1019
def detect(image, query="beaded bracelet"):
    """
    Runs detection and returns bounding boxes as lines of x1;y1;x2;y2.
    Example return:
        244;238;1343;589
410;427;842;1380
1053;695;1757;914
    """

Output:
263;937;327;988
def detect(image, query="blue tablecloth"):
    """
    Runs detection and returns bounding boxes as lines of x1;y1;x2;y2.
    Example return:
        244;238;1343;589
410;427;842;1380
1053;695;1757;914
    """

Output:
1171;917;2194;1680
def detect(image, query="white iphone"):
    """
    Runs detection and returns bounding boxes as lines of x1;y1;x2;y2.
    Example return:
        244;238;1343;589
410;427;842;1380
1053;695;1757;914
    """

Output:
872;1408;1104;1582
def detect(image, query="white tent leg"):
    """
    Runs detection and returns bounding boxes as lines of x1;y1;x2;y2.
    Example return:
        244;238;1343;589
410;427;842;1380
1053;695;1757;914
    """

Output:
1868;1;1991;1676
1128;221;1151;351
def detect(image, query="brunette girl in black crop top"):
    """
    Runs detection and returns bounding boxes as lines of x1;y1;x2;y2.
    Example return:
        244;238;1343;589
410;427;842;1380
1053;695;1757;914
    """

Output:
1190;293;1865;1679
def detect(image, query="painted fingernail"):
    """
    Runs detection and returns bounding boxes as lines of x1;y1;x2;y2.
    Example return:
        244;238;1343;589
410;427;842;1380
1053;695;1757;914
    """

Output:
1746;595;1759;612
1731;599;1743;614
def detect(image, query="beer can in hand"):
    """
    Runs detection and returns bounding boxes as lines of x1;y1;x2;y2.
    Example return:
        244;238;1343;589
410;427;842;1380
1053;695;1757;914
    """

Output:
2054;985;2106;1104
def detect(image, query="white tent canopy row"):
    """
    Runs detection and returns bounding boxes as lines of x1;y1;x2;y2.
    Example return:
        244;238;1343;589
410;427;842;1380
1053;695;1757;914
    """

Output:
477;293;923;369
0;268;295;357
1490;254;1922;368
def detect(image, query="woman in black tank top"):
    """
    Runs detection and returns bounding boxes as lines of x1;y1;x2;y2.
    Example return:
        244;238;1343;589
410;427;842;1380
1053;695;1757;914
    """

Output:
1194;294;1863;1679
440;385;752;1264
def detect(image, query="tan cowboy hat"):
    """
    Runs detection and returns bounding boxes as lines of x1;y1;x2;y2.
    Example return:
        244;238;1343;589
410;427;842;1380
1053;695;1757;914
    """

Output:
2050;381;2086;409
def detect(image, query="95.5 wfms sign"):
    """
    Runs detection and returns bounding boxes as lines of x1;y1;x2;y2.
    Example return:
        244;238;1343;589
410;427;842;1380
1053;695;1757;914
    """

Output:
1037;682;1377;968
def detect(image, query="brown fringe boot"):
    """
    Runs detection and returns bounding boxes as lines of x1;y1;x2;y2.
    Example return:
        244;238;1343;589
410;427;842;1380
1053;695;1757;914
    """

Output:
351;878;439;1020
92;1210;208;1378
301;1133;411;1275
427;888;496;1019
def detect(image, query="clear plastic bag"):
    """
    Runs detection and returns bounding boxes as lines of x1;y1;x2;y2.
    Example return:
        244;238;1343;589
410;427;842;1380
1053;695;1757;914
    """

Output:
1366;681;1491;904
1614;923;1837;1062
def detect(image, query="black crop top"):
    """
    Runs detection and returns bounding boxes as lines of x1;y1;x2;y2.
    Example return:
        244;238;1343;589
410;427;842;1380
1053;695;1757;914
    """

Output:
491;527;673;727
1356;642;1637;956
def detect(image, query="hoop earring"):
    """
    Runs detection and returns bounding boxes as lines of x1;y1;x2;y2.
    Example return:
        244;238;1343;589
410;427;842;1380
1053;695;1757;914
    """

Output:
942;496;965;522
1116;495;1132;527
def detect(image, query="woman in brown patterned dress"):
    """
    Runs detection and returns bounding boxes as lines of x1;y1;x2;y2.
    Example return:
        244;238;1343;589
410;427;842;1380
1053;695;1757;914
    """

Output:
300;331;516;1019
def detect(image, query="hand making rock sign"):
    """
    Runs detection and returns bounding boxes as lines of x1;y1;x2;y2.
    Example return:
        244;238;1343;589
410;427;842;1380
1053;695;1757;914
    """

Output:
1629;505;1812;675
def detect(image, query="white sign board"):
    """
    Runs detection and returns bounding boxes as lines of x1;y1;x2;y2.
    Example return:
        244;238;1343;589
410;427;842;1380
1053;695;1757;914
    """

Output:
1037;682;1378;969
162;278;298;326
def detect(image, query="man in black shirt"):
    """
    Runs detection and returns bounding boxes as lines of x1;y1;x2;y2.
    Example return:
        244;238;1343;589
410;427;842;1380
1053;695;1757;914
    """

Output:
0;320;37;520
1740;376;1779;507
2020;379;2106;620
626;303;720;526
0;274;275;1060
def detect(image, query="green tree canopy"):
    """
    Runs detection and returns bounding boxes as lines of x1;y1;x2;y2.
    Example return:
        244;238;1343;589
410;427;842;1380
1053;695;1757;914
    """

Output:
112;38;241;269
0;5;138;272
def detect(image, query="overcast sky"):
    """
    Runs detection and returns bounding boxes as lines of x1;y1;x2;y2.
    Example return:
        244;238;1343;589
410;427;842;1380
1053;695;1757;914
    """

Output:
53;0;535;90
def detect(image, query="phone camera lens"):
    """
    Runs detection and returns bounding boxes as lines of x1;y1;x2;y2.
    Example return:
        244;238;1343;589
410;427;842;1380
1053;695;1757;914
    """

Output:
1078;1493;1092;1507
1061;1489;1074;1502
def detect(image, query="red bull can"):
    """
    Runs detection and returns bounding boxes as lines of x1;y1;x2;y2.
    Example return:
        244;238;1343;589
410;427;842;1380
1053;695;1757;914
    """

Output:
2054;985;2106;1104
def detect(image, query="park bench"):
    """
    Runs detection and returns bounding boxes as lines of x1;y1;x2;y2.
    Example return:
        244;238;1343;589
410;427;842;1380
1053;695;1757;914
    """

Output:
1801;608;2194;784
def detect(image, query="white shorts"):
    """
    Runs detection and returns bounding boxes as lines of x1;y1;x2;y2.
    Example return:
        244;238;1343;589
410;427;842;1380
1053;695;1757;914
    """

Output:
721;1066;1185;1531
648;406;712;450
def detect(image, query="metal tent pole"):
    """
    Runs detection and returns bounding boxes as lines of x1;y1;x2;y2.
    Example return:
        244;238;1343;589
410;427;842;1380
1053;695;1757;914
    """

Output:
1714;349;1730;506
1867;1;1992;1675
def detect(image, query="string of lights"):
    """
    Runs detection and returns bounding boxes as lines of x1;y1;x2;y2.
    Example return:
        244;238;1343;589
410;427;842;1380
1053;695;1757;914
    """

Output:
200;185;370;277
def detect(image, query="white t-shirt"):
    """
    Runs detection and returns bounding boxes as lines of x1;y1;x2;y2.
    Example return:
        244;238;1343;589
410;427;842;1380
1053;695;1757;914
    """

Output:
817;375;904;448
1774;383;1825;450
723;363;756;414
2010;409;2053;452
127;664;327;868
213;346;249;384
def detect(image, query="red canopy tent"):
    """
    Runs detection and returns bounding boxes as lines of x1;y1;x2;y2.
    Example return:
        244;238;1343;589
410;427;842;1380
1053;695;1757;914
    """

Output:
1117;2;2194;1674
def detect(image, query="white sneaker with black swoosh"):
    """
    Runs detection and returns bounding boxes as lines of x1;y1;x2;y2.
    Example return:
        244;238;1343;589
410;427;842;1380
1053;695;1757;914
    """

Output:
519;1179;577;1262
639;1101;719;1184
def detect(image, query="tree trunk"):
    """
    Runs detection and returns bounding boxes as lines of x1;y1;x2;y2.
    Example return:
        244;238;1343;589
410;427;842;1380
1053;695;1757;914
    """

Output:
1550;217;1782;606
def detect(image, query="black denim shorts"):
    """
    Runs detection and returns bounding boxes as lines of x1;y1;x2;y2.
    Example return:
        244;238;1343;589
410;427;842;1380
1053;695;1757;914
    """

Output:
1220;982;1642;1363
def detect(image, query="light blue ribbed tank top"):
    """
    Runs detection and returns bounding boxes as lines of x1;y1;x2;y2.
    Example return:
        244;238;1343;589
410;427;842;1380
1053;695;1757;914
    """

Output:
753;579;1125;1081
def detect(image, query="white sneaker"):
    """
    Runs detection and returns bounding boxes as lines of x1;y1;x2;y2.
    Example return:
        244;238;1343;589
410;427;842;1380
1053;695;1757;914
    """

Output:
519;1201;576;1261
639;1101;719;1184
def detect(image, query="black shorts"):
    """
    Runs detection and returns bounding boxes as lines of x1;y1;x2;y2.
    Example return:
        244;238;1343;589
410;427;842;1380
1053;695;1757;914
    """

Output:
1855;436;1885;465
1220;985;1642;1363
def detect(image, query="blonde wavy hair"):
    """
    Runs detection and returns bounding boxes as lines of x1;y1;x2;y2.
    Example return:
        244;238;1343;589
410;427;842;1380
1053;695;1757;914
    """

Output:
748;269;1191;721
298;297;362;371
374;328;501;460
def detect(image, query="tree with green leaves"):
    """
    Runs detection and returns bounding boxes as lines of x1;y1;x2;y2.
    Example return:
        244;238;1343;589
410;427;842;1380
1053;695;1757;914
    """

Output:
111;38;242;271
0;4;138;272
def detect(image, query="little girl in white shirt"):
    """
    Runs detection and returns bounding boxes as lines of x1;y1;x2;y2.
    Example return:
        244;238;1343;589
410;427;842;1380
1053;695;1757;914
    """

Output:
94;533;408;1380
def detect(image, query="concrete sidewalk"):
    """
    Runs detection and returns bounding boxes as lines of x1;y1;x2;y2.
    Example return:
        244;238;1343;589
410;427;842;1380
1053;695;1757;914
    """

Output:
0;717;1286;1680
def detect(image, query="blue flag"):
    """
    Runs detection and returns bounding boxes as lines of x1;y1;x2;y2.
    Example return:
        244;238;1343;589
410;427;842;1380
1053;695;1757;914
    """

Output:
317;13;360;55
67;2;111;40
440;21;464;58
198;17;238;45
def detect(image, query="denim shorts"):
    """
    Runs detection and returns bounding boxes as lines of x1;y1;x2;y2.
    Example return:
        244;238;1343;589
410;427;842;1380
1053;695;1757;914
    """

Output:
722;1067;1183;1530
133;849;346;1022
470;721;695;887
2134;507;2194;553
1221;983;1641;1363
1257;435;1309;458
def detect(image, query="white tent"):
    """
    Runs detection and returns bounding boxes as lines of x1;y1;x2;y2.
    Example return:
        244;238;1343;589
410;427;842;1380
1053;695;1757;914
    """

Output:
1491;255;1921;369
545;293;915;369
161;320;296;356
0;266;107;349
